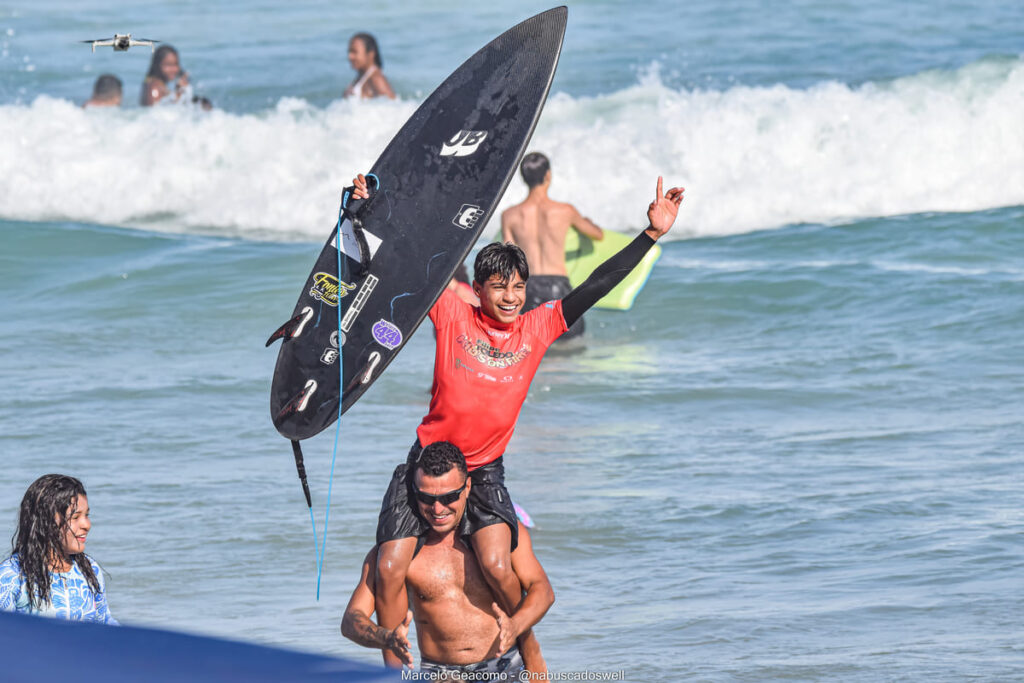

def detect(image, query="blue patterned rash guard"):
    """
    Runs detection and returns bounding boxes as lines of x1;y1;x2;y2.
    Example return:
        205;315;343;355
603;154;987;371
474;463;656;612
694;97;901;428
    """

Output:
0;554;117;624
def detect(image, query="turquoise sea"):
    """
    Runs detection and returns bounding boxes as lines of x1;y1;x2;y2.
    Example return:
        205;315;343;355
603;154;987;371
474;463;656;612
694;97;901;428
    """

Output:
1;1;1023;680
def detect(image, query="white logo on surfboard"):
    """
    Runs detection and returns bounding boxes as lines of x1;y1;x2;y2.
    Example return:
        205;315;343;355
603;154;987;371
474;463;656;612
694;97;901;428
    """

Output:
441;130;488;157
341;275;378;333
453;204;485;229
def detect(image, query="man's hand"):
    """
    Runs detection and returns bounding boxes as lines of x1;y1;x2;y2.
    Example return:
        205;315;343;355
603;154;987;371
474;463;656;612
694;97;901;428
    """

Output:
491;602;520;655
384;610;414;668
645;176;684;240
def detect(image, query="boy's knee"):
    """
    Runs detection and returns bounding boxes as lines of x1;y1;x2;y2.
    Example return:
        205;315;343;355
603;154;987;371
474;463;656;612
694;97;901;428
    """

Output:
479;550;513;578
376;560;406;587
376;543;414;588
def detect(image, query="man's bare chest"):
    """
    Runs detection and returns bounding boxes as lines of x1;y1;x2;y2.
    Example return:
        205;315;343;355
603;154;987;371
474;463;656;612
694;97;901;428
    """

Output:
408;545;486;603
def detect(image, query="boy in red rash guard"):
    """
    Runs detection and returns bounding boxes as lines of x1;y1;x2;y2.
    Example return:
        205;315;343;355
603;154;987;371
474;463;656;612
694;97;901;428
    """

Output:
351;174;684;669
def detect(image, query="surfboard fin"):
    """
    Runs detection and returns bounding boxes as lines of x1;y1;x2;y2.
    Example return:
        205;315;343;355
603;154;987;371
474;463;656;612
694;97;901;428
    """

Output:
276;379;318;421
265;307;314;347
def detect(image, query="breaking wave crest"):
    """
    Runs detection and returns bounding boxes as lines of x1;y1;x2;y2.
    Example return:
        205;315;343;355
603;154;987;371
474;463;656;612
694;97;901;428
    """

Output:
1;56;1021;241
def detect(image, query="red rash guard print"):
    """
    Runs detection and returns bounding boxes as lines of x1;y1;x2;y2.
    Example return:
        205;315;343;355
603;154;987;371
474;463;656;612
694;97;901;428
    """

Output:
416;287;567;470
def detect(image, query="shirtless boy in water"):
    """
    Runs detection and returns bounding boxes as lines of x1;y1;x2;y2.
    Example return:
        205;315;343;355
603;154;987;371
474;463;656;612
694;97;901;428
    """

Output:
501;152;605;339
350;172;684;669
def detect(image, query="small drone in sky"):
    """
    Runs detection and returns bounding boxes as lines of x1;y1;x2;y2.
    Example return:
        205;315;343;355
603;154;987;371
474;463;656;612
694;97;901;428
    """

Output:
81;34;160;53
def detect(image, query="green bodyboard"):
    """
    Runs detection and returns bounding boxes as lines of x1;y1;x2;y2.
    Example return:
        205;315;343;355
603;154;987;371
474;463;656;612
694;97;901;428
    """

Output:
564;229;661;310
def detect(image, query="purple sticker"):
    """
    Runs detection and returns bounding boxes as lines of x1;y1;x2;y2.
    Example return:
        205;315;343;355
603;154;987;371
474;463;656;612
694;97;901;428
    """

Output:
372;319;402;350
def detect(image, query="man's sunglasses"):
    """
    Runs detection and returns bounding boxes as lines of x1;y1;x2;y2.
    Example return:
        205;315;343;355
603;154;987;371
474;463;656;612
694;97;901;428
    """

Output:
413;483;467;507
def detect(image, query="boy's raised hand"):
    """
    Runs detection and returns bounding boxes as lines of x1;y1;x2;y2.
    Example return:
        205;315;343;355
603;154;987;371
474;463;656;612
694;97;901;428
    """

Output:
351;173;370;200
646;176;685;239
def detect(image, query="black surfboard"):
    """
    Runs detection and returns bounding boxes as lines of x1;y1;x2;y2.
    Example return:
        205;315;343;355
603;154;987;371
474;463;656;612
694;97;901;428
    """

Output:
268;8;567;448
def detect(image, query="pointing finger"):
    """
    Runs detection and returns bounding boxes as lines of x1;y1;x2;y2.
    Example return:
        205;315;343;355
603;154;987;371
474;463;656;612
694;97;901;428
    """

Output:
656;176;663;202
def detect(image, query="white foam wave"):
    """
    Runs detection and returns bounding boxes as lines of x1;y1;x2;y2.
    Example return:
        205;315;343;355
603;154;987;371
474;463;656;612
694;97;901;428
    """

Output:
1;57;1022;241
870;261;1023;278
0;96;418;240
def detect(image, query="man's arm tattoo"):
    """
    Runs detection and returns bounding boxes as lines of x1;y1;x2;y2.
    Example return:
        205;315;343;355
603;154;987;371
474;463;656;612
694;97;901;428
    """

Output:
348;610;391;648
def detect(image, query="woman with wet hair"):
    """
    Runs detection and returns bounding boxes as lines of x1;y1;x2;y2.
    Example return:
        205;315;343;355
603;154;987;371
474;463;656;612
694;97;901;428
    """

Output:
141;44;190;106
344;32;395;99
0;474;117;623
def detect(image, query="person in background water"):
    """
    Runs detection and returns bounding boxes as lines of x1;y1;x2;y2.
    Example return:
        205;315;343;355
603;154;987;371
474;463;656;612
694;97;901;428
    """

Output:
83;74;122;108
344;32;395;99
140;44;190;106
0;474;117;624
502;152;606;340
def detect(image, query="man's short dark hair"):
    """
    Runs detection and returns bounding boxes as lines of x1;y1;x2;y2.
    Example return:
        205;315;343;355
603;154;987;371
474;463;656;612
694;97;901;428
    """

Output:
520;152;550;188
415;442;468;480
474;242;529;285
92;74;122;99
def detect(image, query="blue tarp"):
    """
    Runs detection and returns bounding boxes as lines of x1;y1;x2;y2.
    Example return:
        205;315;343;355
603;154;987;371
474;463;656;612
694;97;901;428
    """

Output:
0;611;398;682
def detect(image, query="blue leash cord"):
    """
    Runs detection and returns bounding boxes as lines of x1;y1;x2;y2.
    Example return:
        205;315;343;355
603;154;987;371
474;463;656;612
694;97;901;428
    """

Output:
314;173;378;599
308;505;321;577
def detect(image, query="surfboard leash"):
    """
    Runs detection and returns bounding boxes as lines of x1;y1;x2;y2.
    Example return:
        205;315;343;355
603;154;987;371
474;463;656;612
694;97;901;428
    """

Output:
312;173;382;599
339;174;380;278
315;197;348;600
289;439;321;585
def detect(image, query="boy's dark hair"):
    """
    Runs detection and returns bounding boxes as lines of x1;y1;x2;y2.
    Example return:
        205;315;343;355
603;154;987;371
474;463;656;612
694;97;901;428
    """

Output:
520;152;550;188
474;242;529;286
92;74;122;99
351;32;383;68
414;442;468;480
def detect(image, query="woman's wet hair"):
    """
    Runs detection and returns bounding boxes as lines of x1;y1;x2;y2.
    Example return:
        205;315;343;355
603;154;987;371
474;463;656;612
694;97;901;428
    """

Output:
520;152;550;188
416;442;468;479
474;242;530;286
351;33;382;68
146;45;179;83
10;474;99;609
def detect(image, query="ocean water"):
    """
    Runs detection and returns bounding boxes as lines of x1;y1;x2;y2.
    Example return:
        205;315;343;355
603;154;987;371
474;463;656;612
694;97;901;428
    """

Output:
1;1;1023;680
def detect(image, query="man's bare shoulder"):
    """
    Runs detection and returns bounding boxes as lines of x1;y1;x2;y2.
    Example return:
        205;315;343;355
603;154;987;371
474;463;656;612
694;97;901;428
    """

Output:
502;203;525;220
362;546;379;572
548;199;581;215
355;546;378;591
